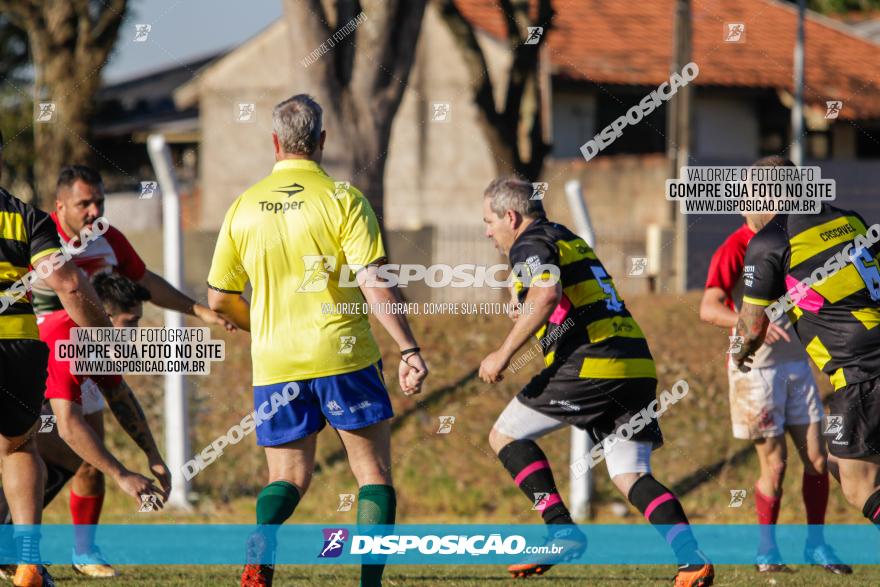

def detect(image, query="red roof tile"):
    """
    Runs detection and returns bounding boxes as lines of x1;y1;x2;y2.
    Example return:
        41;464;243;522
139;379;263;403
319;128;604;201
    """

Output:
454;0;880;119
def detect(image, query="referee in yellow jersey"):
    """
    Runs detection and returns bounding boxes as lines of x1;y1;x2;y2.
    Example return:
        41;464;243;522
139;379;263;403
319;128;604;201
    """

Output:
207;94;428;587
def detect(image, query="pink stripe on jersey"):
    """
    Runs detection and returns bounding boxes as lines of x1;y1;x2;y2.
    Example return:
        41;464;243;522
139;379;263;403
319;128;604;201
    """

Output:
784;274;825;313
644;492;675;520
535;493;562;512
548;295;572;325
872;505;880;520
514;460;550;486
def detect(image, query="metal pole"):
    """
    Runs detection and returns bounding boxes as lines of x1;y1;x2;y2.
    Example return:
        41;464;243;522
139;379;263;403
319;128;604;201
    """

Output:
668;0;692;293
791;0;806;166
564;180;595;521
146;134;191;510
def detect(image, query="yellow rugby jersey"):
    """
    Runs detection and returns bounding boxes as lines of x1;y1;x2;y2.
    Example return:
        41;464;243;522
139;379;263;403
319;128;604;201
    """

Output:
510;218;656;381
743;204;880;390
207;159;384;385
0;188;62;340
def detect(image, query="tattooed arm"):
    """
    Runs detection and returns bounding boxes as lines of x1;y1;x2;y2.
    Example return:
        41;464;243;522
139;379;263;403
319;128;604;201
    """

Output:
100;379;171;499
732;302;770;371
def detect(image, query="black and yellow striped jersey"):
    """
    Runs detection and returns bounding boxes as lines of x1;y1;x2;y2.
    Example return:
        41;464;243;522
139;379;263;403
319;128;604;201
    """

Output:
509;218;656;381
743;204;880;390
0;188;62;339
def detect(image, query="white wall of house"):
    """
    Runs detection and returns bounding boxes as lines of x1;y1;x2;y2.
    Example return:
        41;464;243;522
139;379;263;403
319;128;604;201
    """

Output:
694;96;759;159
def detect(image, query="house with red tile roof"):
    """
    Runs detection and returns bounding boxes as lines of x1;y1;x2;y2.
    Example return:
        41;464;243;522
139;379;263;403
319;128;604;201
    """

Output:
112;0;880;295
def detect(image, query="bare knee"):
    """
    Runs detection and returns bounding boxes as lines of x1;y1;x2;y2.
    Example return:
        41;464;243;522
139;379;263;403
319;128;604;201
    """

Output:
74;462;104;492
761;455;787;492
267;468;313;497
489;426;516;455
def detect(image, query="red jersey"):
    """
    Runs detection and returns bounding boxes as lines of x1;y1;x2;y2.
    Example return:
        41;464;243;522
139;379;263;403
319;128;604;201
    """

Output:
705;223;804;368
38;310;120;403
33;213;143;401
31;212;146;315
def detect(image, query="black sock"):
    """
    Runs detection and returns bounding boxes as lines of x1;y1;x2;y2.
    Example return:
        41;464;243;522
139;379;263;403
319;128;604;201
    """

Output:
862;488;880;527
628;475;702;568
498;440;573;525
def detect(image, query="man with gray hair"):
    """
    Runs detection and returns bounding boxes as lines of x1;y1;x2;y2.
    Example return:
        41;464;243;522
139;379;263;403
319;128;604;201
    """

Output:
207;94;427;587
479;176;714;586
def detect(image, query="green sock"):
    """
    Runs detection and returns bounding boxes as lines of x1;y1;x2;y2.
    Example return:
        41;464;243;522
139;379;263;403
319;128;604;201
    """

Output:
358;484;396;587
253;480;300;563
256;480;300;525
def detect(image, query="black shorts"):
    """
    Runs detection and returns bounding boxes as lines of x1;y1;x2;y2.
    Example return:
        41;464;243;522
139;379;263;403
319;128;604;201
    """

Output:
825;375;880;459
0;339;49;437
517;359;664;449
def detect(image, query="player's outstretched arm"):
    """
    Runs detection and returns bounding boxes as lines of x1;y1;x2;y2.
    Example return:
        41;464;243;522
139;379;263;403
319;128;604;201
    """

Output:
479;281;561;384
356;264;427;395
100;380;171;500
139;269;236;331
732;302;770;371
41;260;111;328
51;398;163;507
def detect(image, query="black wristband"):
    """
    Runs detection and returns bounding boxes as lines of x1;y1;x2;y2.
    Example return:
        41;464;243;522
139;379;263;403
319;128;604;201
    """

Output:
400;347;421;357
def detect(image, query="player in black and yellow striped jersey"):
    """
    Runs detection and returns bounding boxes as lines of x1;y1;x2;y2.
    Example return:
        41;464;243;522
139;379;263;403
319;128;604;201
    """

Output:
733;158;880;533
0;130;112;586
479;177;713;587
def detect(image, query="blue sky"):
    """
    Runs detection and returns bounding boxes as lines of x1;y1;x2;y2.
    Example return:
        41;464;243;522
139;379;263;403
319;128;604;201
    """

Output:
103;0;283;82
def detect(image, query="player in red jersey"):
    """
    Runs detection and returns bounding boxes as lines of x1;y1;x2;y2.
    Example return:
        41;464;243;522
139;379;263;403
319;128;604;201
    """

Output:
27;165;234;578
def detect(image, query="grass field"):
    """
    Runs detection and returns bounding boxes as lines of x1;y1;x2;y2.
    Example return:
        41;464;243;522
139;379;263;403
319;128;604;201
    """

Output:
27;291;877;584
43;564;880;586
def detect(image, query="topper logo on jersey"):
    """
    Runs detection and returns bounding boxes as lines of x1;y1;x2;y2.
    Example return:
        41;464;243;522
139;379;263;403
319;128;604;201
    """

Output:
0;217;110;314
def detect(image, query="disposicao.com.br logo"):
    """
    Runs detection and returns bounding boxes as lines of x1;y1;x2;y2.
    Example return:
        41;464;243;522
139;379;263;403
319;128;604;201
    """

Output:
320;529;531;557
